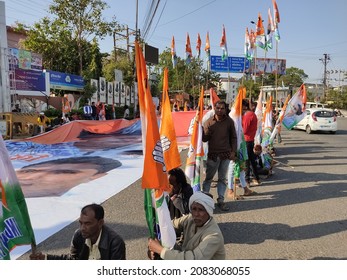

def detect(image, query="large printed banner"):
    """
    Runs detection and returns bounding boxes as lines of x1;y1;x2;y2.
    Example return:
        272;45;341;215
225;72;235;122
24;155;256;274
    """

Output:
9;48;43;71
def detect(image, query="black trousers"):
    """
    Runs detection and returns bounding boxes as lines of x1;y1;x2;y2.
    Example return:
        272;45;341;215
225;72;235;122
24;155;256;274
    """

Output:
245;141;260;182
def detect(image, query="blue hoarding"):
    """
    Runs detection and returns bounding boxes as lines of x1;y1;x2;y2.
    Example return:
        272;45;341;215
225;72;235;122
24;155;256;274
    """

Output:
48;70;85;91
210;56;250;73
14;69;46;91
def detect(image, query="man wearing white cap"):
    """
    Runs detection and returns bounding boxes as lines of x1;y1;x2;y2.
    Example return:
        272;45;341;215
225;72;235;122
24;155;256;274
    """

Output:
148;192;225;260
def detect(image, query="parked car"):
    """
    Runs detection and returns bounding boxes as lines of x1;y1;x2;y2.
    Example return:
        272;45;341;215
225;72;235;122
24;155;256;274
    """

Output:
294;108;337;134
305;102;326;109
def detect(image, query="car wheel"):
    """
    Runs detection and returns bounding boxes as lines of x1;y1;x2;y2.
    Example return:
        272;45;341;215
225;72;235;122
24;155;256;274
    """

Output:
306;125;312;134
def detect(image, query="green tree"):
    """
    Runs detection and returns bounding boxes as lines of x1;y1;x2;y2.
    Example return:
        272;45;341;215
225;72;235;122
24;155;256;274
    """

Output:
280;67;308;87
49;0;121;75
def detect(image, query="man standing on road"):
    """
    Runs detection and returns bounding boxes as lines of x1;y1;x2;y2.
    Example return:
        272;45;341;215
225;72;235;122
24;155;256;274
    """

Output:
202;100;237;211
242;99;261;187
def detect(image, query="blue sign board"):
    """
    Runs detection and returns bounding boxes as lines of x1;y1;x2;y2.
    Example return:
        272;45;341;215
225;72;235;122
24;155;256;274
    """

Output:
210;55;250;73
14;69;46;91
48;70;85;91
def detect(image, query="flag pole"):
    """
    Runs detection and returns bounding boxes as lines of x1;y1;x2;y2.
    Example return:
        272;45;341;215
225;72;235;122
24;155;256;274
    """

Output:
275;39;279;111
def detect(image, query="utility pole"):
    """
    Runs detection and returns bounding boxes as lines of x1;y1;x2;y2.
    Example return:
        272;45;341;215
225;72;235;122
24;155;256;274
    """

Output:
319;53;330;99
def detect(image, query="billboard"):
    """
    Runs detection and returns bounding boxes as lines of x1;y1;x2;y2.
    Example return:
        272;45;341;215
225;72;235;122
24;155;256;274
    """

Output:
14;69;46;91
9;48;42;71
247;58;286;75
48;70;84;92
211;55;286;75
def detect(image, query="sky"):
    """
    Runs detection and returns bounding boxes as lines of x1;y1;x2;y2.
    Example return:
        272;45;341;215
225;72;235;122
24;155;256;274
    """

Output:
3;0;347;87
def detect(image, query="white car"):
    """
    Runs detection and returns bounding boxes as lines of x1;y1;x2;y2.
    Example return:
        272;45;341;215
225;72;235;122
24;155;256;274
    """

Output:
294;108;337;134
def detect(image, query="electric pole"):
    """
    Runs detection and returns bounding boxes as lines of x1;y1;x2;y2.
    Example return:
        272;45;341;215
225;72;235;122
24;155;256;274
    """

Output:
319;53;330;99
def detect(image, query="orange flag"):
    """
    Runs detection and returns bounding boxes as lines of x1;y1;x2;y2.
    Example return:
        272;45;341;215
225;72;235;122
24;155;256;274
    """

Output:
205;31;211;66
135;42;169;191
160;67;181;172
135;41;176;248
210;88;220;109
185;33;192;64
196;33;201;58
62;96;71;114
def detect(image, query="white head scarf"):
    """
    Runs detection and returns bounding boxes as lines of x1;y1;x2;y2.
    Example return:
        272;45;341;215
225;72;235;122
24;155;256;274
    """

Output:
189;192;215;217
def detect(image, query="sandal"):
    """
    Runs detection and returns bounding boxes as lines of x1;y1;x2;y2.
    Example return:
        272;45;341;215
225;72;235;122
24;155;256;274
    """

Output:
243;190;258;196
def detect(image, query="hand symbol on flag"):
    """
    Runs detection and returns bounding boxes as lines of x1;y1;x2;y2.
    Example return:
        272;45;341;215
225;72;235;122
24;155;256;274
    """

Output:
160;136;171;152
152;141;166;172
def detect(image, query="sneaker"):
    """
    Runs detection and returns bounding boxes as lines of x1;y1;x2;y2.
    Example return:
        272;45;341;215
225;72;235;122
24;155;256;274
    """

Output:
217;202;230;211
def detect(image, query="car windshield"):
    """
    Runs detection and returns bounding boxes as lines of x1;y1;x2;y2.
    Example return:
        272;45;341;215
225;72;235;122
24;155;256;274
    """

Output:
314;111;334;118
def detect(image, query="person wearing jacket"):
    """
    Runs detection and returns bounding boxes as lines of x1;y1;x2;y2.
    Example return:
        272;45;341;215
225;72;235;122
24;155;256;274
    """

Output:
30;203;126;260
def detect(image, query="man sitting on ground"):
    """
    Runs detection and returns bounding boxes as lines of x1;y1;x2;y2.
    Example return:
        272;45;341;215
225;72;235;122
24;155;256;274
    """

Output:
29;203;126;260
148;191;225;260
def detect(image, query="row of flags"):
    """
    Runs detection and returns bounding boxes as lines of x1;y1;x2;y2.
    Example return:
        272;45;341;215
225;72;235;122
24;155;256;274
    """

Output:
171;0;281;67
0;1;283;260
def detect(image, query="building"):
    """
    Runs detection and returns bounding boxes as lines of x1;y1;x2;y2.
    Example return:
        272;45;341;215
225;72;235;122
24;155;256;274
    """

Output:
218;77;239;104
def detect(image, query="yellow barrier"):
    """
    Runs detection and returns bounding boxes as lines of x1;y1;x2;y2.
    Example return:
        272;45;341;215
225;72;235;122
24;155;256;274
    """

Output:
0;112;40;139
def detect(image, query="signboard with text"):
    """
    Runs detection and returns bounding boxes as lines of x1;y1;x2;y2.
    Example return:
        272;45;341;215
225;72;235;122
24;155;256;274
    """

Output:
210;55;250;73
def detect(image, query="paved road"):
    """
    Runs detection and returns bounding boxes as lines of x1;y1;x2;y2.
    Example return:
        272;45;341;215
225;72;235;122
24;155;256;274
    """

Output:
19;116;347;260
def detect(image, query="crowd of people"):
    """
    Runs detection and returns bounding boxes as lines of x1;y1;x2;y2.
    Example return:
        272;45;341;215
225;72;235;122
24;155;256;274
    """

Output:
28;98;275;260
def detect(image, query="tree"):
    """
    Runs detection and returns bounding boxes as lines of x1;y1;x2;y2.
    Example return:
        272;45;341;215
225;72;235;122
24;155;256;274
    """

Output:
154;48;221;105
280;67;308;87
48;0;121;75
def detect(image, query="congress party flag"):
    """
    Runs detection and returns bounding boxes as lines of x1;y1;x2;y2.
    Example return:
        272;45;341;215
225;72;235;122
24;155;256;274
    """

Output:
171;36;177;68
210;87;220;109
220;25;228;61
254;90;263;145
0;134;36;260
282;84;307;130
270;95;289;143
261;96;274;147
272;0;281;41
185;33;192;65
160;67;181;172
229;86;248;180
135;42;176;249
185;87;205;192
196;33;201;58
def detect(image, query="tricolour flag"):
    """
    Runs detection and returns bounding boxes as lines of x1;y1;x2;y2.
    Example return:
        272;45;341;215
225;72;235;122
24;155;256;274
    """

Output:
185;87;205;192
266;7;274;50
196;33;201;58
0;134;36;260
171;36;177;68
244;28;253;61
160;67;181;172
254;90;263;145
270;95;290;143
261;96;274;147
135;42;176;249
220;25;228;61
272;0;281;41
282;84;307;130
185;33;192;65
229;86;248;180
205;32;211;69
256;13;266;50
